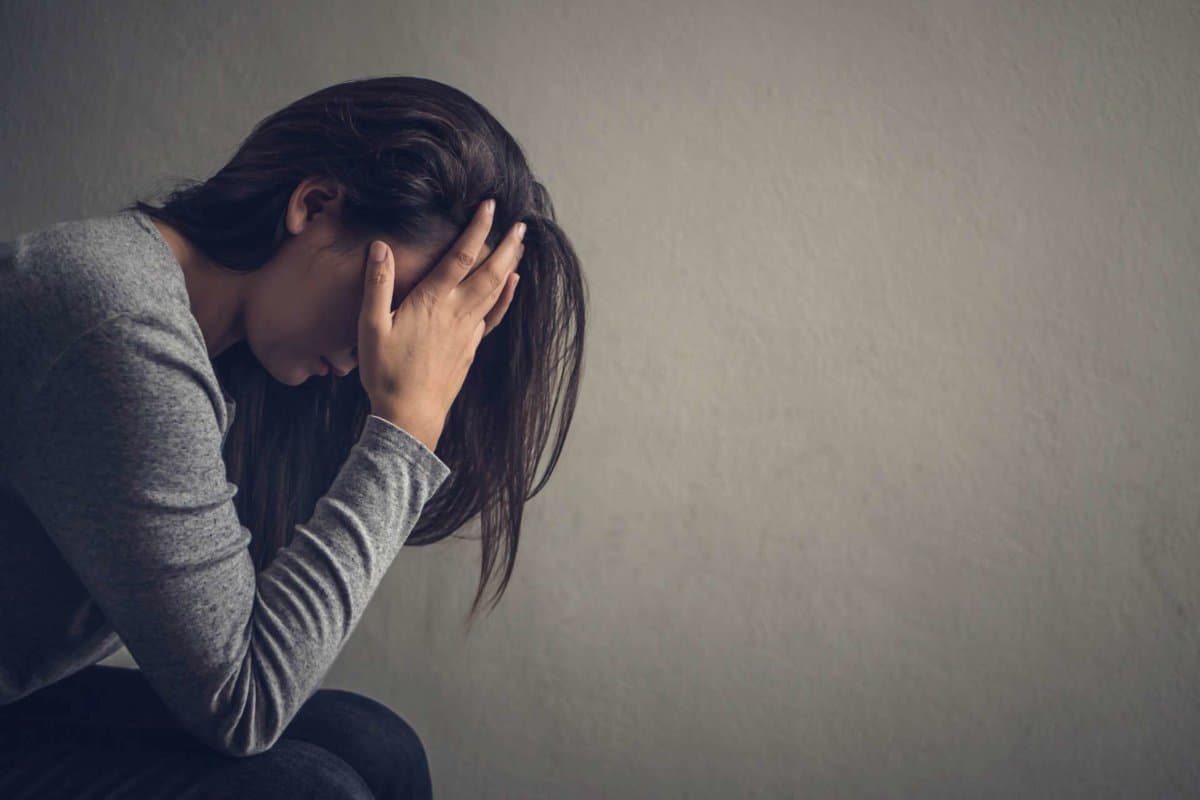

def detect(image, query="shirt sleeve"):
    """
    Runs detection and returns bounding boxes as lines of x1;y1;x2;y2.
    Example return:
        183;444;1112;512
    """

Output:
6;311;451;757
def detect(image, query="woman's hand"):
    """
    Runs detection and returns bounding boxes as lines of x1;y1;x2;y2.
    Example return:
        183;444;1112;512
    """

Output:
356;199;525;451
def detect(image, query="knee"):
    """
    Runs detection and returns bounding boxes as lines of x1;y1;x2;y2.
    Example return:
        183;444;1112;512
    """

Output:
317;688;427;751
202;739;374;800
284;688;432;800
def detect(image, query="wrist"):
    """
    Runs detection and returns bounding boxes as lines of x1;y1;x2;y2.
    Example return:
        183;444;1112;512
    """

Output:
371;405;443;452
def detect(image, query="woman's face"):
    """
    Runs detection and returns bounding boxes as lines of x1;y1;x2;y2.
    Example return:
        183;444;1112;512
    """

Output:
245;192;494;386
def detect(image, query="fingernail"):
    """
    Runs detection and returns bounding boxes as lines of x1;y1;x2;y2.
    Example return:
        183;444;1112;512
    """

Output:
483;198;495;215
371;241;387;263
516;222;526;240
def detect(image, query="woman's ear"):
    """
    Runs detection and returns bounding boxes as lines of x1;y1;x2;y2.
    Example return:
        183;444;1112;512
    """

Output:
282;176;346;239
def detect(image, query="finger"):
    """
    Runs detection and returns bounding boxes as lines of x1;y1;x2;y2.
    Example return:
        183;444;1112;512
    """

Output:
482;272;520;336
360;240;395;335
479;244;522;320
458;225;525;318
422;198;497;299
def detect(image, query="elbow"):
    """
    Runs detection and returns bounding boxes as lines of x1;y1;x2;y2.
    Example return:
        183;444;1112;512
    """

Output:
183;704;285;759
198;726;281;759
220;740;275;759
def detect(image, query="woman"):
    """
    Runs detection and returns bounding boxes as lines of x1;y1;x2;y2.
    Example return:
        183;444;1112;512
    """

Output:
0;76;586;798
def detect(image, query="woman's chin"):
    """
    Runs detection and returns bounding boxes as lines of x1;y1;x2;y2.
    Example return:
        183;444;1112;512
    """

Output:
276;364;311;387
272;356;325;386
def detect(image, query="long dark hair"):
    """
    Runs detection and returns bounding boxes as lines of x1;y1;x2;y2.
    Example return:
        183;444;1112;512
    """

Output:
120;76;587;626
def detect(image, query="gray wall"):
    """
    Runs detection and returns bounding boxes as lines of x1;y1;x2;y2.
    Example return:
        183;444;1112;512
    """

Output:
4;1;1198;796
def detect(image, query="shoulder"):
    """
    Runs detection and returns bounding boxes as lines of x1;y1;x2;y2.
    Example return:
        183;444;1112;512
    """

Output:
6;310;230;486
0;210;208;423
36;310;223;422
3;209;191;335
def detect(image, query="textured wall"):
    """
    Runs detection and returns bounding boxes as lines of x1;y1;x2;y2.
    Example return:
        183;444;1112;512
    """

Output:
3;1;1198;796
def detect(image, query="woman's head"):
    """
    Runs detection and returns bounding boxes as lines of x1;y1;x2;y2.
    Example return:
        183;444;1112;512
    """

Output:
124;76;586;624
192;174;502;387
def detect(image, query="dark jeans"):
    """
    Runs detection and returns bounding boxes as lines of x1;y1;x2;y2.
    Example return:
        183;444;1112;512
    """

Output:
0;664;433;799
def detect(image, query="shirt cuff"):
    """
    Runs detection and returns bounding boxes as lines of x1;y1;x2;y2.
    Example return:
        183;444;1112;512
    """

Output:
362;414;451;484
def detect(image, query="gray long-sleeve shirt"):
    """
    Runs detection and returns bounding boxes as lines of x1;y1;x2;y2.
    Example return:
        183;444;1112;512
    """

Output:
0;209;451;756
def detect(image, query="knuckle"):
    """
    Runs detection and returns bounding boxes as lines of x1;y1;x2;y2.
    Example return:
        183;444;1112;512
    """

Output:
453;248;476;271
367;265;389;286
414;286;439;311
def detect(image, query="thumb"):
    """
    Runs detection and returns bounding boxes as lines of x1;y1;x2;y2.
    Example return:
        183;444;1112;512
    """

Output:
361;240;394;332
